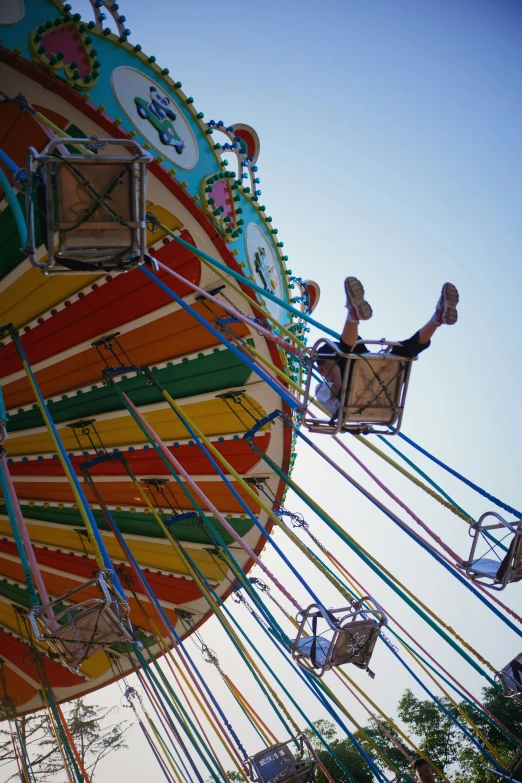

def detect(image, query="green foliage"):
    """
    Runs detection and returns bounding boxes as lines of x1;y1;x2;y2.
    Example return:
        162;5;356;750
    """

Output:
0;698;131;782
303;719;374;783
221;687;522;783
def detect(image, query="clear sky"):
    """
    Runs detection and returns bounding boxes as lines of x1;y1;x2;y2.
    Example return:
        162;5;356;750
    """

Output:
29;0;522;780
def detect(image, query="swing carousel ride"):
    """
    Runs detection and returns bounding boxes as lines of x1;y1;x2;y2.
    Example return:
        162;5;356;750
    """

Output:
0;2;521;782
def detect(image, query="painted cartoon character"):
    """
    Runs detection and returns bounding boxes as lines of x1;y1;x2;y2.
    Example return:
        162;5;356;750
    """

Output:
254;247;277;292
134;86;185;153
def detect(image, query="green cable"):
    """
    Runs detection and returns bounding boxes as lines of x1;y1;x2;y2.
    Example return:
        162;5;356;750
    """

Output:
252;446;496;686
180;548;366;783
224;678;270;747
294;533;515;745
134;647;223;783
111;382;288;638
42;676;84;783
376;435;472;519
0;460;40;607
147;650;227;783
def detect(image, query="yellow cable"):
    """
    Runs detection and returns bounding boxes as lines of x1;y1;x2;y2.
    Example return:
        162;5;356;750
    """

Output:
145;712;184;783
354;436;475;524
40;688;75;783
160;390;495;675
154;219;305;351
33;111;95;155
132;478;301;736
263;582;451;783
154;630;249;780
224;676;276;746
319;550;501;763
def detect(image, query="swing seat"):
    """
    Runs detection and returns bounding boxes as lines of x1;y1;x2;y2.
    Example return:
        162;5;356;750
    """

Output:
29;570;136;673
25;138;152;275
302;339;414;436
496;653;522;698
246;734;317;783
467;558;500;579
464;512;522;591
290;598;388;679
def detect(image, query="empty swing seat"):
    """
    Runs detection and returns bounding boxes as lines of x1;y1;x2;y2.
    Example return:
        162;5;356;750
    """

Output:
246;734;317;783
464;512;522;591
290;598;388;679
25;138;152;274
496;653;522;698
29;570;137;673
302;339;414;436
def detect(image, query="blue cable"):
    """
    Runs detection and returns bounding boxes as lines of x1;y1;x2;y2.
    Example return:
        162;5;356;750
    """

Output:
139;721;176;783
97;495;249;763
152;386;331;615
11;336;126;597
0;146;20;175
152;224;341;340
133;652;211;783
293;424;522;642
398;432;522;519
140;266;299;410
381;637;502;771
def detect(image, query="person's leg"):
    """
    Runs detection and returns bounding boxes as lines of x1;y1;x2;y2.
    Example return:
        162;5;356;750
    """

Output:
391;283;459;358
341;276;373;353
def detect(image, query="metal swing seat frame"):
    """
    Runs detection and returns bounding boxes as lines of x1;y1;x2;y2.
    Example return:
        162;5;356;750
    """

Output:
29;569;136;673
302;338;415;436
486;743;522;782
464;511;522;591
496;652;522;699
245;733;318;783
290;598;388;679
25;137;152;275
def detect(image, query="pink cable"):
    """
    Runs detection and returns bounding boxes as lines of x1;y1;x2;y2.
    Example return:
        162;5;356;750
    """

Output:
301;432;466;563
161;643;236;780
96;495;245;767
330;433;522;626
324;545;521;744
120;390;302;613
224;329;301;401
154;259;302;357
2;457;54;613
332;670;412;762
138;719;177;783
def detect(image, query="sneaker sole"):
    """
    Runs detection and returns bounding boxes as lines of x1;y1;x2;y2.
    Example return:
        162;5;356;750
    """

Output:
345;277;373;320
442;282;459;325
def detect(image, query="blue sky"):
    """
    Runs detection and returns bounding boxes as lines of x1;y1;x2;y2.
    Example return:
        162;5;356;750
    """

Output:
32;0;522;779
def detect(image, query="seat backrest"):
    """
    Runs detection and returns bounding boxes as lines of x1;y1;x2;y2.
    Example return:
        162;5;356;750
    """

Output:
496;533;522;584
333;620;380;668
342;355;407;425
51;603;126;666
54;161;135;256
498;653;522;695
253;744;299;783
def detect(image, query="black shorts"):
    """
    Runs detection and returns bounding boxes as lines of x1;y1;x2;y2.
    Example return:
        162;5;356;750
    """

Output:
339;330;430;359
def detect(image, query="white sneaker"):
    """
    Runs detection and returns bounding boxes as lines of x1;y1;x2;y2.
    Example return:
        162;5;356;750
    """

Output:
344;277;373;322
433;282;459;325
